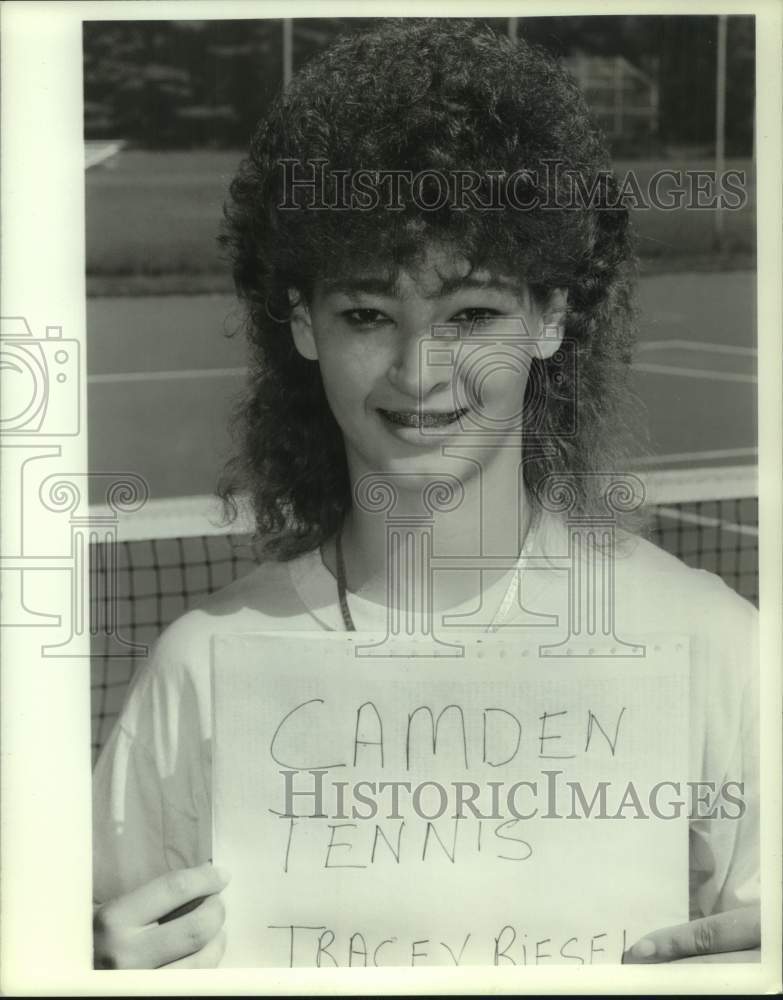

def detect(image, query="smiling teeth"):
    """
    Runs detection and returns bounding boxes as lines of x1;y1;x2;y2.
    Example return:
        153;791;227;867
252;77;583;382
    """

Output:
379;409;466;428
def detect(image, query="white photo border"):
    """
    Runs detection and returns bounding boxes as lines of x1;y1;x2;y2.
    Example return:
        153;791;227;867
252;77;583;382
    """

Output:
1;0;780;994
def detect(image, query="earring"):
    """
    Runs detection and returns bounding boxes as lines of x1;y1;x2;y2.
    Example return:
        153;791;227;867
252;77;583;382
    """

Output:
264;296;290;324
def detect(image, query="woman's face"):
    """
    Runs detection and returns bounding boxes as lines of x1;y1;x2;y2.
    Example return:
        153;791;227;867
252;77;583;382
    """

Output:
290;244;565;487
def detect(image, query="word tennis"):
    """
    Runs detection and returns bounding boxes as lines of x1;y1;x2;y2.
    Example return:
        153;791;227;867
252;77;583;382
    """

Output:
212;635;692;966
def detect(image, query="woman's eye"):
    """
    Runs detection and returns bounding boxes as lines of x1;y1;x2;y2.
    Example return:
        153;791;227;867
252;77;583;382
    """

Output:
453;307;503;330
341;308;388;329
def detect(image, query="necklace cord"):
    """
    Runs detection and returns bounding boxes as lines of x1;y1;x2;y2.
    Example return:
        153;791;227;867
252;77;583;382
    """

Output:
335;521;357;631
334;515;536;634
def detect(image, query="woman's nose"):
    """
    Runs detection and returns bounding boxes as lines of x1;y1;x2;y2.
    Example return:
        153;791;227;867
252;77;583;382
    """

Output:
386;321;452;399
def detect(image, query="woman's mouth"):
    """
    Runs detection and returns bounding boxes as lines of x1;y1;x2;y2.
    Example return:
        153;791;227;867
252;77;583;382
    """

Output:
377;408;468;429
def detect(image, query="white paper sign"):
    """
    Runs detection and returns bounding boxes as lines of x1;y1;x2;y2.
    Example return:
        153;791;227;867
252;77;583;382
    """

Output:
212;633;690;968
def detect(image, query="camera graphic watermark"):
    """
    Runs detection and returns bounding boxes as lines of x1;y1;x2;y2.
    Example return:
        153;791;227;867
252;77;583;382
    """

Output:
0;316;80;436
1;316;149;657
339;303;645;657
416;316;573;440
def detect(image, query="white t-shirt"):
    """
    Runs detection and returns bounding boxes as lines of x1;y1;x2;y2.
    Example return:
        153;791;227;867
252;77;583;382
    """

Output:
93;512;759;921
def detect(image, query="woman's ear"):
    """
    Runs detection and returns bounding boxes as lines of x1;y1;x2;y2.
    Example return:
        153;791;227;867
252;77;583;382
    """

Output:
288;289;318;361
537;287;568;359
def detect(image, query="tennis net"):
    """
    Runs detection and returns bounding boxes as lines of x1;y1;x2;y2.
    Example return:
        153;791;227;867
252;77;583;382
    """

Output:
89;465;758;759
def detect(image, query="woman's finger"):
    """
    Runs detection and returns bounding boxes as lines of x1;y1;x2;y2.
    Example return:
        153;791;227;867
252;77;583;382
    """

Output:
623;905;760;963
161;928;227;969
106;862;229;926
671;948;761;964
134;892;226;968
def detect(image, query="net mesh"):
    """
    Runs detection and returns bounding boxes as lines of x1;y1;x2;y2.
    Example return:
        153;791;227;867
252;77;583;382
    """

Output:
649;496;758;605
89;487;759;760
91;532;257;756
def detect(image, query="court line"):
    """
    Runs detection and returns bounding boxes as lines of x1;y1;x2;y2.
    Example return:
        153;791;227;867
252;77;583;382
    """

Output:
91;361;756;385
90;340;756;386
88;367;249;384
632;362;756;382
632;448;757;465
637;340;757;357
655;506;758;538
98;467;758;541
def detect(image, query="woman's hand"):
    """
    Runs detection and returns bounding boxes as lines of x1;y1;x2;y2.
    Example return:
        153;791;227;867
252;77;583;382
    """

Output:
93;862;230;969
623;904;760;963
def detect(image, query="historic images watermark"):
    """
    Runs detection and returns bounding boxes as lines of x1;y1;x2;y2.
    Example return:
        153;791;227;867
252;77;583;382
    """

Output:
277;159;749;213
279;770;746;823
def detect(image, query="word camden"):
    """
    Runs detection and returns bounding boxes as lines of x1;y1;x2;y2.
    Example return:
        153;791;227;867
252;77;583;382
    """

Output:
268;699;744;836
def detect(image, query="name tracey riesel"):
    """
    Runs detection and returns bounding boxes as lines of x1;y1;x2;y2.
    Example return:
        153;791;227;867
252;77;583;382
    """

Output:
265;923;630;967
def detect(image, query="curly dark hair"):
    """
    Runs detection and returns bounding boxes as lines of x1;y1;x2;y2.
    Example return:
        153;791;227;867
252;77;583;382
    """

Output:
218;18;643;559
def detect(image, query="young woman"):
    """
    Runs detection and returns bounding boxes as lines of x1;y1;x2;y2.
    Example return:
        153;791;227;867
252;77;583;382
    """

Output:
92;19;759;968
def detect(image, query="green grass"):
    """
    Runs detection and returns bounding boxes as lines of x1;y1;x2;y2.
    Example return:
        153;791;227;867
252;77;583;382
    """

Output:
86;151;756;296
